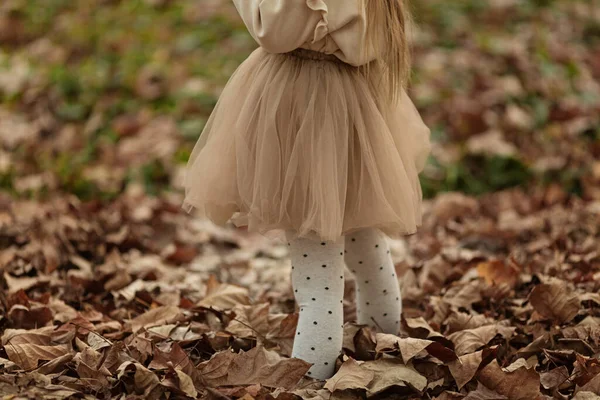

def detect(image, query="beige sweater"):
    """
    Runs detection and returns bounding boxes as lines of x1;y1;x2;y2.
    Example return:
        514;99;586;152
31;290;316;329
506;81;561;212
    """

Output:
232;0;376;66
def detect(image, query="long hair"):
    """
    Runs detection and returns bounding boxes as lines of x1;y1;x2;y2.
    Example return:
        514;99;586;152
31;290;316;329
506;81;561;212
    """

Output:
361;0;412;102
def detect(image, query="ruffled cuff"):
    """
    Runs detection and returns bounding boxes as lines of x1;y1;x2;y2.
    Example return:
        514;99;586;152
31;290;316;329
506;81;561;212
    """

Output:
306;0;329;43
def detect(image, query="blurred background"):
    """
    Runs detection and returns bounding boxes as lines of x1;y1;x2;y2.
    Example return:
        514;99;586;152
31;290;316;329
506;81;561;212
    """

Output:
1;0;599;203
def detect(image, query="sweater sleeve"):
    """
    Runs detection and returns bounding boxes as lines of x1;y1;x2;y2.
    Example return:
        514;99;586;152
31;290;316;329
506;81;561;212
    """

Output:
232;0;323;54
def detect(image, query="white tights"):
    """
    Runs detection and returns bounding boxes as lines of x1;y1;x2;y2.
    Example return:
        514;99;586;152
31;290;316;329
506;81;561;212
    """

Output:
289;228;402;379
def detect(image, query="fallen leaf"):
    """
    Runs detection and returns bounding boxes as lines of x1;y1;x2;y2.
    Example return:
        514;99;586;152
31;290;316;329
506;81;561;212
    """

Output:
35;353;74;375
529;283;580;324
448;350;483;390
148;342;194;376
573;392;600;400
375;333;433;364
477;360;540;400
463;383;508;399
363;358;428;394
1;329;71;370
540;366;569;390
129;306;186;333
325;358;373;392
198;276;251;310
397;338;432;363
199;346;310;390
404;317;444;340
117;361;161;397
576;372;600;395
342;323;364;353
477;260;519;287
175;368;198;398
448;325;515;356
443;281;483;309
436;392;466;400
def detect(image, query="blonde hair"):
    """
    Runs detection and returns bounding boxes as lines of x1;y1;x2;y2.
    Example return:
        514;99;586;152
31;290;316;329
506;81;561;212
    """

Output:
361;0;412;102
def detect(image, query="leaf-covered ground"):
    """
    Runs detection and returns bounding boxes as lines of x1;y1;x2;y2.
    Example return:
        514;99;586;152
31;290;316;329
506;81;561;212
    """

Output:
1;0;600;399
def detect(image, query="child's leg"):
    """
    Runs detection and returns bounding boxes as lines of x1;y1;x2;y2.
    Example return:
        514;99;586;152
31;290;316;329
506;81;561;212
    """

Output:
289;235;345;379
344;229;401;334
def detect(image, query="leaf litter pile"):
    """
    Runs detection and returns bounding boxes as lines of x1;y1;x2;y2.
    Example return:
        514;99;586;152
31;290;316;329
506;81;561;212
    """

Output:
2;187;600;399
1;0;600;399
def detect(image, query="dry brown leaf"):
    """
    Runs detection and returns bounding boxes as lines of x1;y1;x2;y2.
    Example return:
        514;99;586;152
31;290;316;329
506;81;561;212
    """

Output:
1;329;71;370
444;311;496;335
576;372;600;395
129;306;186;333
477;260;519;287
148;342;194;376
478;360;540;400
342;323;364;353
398;338;433;363
375;333;401;353
540;366;570;390
529;283;580;324
9;304;53;330
448;350;483;390
270;313;298;356
443;281;483;309
199;346;310;390
198;276;251;310
226;303;270;338
463;383;508;400
573;392;600;400
175;368;198;398
448;325;515;356
225;303;296;354
435;392;466;400
292;388;332;399
375;333;433;363
34;353;74;375
102;342;136;374
117;361;161;397
363;358;428;394
404;317;444;340
324;358;373;392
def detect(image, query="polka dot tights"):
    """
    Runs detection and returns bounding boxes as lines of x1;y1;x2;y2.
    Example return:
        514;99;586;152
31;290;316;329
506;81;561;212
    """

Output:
345;229;402;334
289;234;345;379
289;229;402;379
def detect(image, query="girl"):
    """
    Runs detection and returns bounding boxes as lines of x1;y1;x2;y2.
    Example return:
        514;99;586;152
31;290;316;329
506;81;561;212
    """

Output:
185;0;431;379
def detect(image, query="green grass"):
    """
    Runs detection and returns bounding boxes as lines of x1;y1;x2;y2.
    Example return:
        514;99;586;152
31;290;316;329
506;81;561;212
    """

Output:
1;0;598;201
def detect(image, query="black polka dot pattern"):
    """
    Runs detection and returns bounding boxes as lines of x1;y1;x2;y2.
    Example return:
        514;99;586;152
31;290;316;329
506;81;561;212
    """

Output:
288;234;366;379
344;229;402;336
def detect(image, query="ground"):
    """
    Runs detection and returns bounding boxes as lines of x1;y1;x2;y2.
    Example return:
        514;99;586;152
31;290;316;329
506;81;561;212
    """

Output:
1;0;600;399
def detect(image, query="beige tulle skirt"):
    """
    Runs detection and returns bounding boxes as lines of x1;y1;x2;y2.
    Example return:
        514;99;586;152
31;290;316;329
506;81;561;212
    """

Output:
184;48;431;242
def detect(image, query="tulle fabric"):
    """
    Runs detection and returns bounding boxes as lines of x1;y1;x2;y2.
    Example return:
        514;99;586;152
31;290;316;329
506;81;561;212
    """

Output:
184;48;431;242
